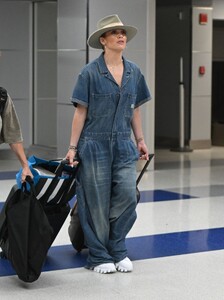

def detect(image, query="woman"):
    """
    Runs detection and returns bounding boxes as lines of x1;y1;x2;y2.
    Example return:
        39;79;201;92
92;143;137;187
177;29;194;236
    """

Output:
65;14;151;274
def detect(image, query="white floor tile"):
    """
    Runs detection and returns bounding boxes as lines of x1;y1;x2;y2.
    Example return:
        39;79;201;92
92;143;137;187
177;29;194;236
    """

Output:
1;147;224;299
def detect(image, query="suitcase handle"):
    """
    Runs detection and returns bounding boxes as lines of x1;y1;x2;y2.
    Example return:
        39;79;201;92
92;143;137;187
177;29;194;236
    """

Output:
54;156;79;177
136;154;154;186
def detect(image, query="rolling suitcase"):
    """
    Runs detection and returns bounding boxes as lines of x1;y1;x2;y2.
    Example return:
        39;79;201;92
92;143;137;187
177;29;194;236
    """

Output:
16;156;79;244
68;154;154;252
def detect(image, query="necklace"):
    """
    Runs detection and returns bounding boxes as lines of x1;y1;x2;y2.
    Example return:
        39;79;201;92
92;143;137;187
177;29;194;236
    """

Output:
106;59;123;72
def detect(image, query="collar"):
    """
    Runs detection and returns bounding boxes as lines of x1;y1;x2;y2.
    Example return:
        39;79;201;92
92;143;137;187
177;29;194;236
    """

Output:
96;52;132;77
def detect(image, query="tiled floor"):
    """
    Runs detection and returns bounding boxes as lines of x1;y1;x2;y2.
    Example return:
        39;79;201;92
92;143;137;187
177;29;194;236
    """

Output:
0;146;224;300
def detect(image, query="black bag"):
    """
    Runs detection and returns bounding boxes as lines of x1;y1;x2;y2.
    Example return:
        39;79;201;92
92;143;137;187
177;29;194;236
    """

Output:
0;184;17;247
68;154;154;252
68;201;85;252
44;202;71;243
16;157;80;246
0;178;54;283
31;157;79;244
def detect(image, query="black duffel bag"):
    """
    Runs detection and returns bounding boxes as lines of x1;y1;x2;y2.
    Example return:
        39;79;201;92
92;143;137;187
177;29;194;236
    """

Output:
0;177;53;283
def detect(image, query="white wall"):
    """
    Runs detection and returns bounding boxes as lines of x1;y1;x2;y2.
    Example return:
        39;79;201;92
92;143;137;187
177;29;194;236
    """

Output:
57;0;88;156
190;7;213;148
0;1;32;149
0;0;57;150
213;0;224;19
34;2;57;147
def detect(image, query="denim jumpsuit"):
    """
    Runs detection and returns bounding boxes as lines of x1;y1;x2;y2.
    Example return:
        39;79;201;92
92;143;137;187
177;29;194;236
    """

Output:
72;53;151;268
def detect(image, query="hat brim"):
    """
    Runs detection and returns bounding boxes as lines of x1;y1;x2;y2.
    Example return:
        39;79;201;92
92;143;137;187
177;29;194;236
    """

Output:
87;25;138;49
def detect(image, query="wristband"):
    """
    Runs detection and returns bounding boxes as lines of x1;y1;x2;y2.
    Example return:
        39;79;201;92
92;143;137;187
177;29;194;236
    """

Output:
68;145;77;152
136;137;144;143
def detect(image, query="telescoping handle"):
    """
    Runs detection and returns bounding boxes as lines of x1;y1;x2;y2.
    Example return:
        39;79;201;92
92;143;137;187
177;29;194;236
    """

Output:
54;154;80;177
136;154;154;186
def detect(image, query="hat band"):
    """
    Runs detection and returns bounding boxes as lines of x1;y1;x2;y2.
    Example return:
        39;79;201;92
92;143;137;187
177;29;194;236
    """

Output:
99;22;124;30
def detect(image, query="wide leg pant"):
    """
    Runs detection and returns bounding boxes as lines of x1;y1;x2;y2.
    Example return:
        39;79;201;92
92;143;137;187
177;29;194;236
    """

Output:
76;136;139;268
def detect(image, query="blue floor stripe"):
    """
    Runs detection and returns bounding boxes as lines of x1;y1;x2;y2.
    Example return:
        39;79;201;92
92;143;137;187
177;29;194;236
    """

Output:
139;189;197;202
0;171;17;180
0;189;197;210
1;227;224;277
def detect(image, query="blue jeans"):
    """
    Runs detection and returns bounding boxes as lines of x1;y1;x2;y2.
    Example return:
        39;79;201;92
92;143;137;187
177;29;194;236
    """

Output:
76;135;138;268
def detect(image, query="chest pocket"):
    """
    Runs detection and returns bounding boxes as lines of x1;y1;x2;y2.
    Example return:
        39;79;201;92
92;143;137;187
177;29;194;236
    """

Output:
124;94;137;118
91;93;114;118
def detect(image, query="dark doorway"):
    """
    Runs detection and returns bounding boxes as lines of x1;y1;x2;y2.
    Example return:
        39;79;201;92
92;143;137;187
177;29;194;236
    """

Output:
212;20;224;146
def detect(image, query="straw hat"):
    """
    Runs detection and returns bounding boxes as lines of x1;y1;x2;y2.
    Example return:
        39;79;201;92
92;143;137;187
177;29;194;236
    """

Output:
87;14;138;49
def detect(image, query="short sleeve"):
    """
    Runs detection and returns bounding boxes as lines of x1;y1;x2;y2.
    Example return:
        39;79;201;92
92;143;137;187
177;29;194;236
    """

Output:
135;74;151;108
1;95;23;144
71;72;89;107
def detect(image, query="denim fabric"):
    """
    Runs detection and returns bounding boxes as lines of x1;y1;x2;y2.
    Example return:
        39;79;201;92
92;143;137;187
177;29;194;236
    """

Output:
72;53;151;268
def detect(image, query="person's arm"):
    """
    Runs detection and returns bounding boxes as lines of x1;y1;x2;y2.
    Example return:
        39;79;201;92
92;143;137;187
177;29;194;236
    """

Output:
65;104;87;165
9;142;33;181
131;107;149;160
2;93;32;181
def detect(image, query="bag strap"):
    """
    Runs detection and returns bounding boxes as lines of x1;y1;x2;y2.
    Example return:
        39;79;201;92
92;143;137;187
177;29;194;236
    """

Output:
22;176;36;197
0;87;8;116
39;159;79;206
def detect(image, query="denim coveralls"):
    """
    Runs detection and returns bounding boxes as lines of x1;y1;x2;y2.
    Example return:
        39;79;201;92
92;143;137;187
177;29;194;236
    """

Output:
72;53;151;268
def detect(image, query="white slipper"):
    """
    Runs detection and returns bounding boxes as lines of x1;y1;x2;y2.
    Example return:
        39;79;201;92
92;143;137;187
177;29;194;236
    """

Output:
115;257;133;272
93;263;116;274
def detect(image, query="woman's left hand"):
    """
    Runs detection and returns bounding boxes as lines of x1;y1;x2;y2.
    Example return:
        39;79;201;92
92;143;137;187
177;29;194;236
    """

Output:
137;140;149;160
